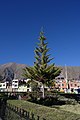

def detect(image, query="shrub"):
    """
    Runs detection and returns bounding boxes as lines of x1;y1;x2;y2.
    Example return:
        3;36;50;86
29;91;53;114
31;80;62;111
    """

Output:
65;98;77;105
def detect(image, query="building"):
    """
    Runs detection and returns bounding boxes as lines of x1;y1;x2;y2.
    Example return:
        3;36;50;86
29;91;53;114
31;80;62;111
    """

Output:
0;82;6;91
18;86;31;92
0;76;80;93
12;79;19;91
55;74;80;93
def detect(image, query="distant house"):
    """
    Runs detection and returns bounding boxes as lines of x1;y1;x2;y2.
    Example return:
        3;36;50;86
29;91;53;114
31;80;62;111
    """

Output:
0;82;6;91
55;74;80;93
12;79;19;92
0;76;80;93
55;74;67;92
18;85;31;92
69;80;80;89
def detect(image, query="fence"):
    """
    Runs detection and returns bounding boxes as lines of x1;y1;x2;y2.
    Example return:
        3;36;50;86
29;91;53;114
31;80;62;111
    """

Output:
6;103;46;120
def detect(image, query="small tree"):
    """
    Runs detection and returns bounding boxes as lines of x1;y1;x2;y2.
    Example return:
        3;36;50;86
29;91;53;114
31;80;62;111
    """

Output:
23;30;61;98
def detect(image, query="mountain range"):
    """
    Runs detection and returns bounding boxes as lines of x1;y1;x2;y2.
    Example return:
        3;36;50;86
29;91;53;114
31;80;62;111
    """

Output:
0;62;80;82
0;63;27;82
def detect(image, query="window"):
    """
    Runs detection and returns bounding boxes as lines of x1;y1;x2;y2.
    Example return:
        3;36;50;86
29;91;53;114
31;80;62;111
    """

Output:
62;84;64;86
27;89;29;92
27;84;30;88
75;84;77;87
71;84;73;87
15;81;18;83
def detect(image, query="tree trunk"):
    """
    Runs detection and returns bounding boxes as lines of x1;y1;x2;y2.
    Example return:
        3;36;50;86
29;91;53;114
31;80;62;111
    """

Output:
42;84;45;98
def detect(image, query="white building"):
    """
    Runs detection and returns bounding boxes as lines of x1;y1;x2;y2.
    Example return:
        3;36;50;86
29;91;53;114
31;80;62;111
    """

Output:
18;86;31;92
0;82;6;91
0;79;31;92
12;79;18;89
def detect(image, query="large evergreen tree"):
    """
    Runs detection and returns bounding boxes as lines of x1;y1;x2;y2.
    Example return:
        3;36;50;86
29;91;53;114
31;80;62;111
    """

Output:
23;30;61;98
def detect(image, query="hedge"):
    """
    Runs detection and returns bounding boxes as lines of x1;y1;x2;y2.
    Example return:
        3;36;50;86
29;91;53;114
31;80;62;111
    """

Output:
7;100;80;120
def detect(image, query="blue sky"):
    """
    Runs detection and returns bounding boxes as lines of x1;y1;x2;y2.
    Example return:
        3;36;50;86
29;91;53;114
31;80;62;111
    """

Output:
0;0;80;66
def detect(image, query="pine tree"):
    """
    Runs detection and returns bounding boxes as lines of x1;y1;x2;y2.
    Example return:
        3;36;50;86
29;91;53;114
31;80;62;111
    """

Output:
23;30;61;98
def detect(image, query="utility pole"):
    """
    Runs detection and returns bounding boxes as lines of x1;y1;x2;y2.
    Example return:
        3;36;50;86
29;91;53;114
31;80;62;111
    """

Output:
65;64;68;90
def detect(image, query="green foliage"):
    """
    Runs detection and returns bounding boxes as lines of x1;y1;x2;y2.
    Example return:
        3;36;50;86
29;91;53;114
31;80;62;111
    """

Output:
5;107;25;120
65;98;77;105
30;81;39;92
23;30;61;87
7;100;80;120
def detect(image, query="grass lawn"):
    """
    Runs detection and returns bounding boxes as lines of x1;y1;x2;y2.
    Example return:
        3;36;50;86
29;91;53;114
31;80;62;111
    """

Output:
59;104;80;115
7;100;80;120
